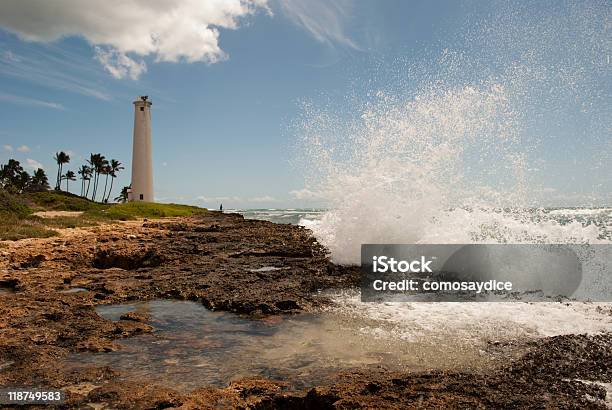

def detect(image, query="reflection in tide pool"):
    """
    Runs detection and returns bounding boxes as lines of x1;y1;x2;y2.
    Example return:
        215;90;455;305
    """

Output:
66;300;501;392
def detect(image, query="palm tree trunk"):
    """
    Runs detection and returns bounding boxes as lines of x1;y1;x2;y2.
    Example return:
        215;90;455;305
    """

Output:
56;165;60;190
92;172;100;202
57;164;62;190
106;177;115;202
102;174;109;203
91;172;97;201
86;178;91;197
95;173;100;201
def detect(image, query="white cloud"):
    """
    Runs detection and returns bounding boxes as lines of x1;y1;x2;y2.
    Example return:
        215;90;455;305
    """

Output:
279;0;359;49
2;50;21;62
0;92;65;110
289;187;323;200
94;47;146;80
248;195;276;202
25;158;43;170
0;47;111;100
0;0;270;80
3;144;13;152
17;145;30;152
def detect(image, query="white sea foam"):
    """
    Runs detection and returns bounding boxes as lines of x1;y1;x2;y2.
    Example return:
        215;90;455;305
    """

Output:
326;290;612;343
549;208;612;216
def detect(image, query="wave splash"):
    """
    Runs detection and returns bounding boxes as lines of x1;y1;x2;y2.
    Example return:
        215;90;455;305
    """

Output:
294;2;610;264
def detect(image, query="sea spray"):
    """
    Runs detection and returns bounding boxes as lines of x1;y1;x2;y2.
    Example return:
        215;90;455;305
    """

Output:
293;1;611;264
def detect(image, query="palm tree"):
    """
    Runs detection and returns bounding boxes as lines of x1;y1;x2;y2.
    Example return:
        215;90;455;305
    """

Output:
104;159;124;202
95;157;108;201
115;185;130;203
88;153;107;202
53;151;70;190
0;159;24;192
15;170;30;193
85;154;97;198
87;154;98;199
77;165;92;197
100;163;111;203
62;170;76;192
30;168;50;192
53;152;61;190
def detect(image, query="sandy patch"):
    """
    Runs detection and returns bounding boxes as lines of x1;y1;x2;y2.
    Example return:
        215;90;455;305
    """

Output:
32;211;84;218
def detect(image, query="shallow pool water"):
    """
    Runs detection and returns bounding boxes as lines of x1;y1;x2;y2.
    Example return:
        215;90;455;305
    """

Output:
60;287;89;294
65;299;500;392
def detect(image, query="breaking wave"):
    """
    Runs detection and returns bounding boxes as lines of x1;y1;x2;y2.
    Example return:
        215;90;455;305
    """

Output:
293;1;611;264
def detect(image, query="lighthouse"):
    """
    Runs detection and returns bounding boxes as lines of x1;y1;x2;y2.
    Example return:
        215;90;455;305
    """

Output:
129;96;154;202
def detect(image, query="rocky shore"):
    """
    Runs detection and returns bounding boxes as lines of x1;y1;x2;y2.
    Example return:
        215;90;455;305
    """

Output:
0;211;610;409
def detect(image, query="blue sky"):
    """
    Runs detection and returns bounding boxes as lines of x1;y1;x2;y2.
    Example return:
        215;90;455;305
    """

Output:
0;1;609;208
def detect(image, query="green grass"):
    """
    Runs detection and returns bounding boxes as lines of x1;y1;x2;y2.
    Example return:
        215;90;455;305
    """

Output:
23;191;104;212
41;216;98;229
0;189;30;216
86;202;207;221
0;190;207;241
0;212;59;241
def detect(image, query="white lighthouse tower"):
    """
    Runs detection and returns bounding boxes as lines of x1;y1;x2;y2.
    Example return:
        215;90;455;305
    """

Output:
128;96;154;202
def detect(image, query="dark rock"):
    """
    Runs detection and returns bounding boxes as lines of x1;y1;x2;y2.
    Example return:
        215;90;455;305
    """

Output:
275;300;300;311
0;278;19;290
92;249;163;270
193;224;220;232
119;311;150;322
20;254;46;268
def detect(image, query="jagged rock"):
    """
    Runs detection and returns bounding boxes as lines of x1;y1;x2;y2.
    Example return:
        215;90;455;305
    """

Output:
0;213;608;409
92;249;163;270
119;311;150;322
20;254;46;268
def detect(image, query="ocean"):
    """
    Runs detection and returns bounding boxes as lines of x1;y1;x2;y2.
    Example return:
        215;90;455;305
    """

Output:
236;207;611;241
235;207;612;348
232;208;326;225
232;1;612;368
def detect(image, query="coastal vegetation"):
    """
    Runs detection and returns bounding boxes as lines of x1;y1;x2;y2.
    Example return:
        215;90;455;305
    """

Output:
0;159;50;193
53;151;125;203
0;190;206;241
1;152;126;203
0;155;206;240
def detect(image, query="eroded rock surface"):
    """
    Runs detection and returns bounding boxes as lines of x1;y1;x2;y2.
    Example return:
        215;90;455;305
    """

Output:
0;212;609;409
